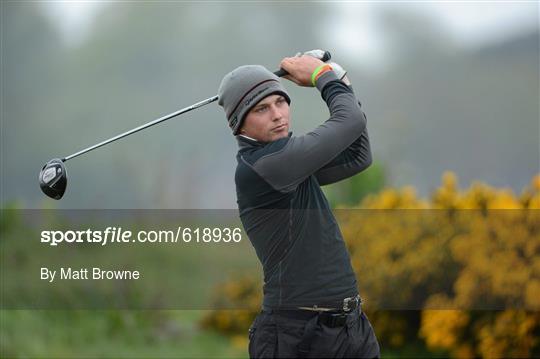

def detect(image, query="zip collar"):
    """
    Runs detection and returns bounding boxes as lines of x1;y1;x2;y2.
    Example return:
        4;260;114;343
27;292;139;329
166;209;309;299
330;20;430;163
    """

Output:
236;132;292;151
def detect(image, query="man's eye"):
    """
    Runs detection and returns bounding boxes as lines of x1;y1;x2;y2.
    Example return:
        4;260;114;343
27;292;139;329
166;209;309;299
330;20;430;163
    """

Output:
255;107;266;113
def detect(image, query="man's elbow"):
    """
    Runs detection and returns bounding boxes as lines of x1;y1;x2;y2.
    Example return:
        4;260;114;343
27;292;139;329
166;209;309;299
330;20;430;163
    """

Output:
355;148;372;173
350;105;367;135
358;108;368;129
359;153;372;173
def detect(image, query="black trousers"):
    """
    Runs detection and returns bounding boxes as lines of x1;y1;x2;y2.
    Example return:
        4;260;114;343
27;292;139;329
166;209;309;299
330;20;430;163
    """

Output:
248;307;380;358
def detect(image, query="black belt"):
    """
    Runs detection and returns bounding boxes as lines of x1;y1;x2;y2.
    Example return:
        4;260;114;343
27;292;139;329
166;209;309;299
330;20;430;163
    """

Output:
312;294;362;312
264;295;362;328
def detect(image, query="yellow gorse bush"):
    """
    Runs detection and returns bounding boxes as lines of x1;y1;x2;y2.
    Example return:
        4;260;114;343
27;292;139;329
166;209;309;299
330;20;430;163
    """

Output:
201;172;540;358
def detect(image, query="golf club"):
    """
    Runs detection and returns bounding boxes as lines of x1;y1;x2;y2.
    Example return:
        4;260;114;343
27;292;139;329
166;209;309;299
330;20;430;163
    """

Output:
39;50;332;200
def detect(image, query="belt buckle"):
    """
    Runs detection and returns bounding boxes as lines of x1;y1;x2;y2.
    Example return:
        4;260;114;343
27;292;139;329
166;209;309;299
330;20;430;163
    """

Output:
342;295;360;312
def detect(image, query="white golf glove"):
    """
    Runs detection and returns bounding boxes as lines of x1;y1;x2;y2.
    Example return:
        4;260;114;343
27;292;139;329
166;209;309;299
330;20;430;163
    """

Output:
295;49;347;80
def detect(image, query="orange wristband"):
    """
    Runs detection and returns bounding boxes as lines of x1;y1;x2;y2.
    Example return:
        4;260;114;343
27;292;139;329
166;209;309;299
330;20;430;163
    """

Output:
311;64;333;86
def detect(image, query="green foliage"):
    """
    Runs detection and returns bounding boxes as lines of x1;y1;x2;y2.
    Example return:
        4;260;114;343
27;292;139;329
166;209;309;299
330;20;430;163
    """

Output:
0;201;22;235
324;161;385;208
200;173;540;358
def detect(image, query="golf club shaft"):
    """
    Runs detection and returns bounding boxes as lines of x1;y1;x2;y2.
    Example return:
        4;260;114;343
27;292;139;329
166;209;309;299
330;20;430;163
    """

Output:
63;95;219;162
61;51;331;162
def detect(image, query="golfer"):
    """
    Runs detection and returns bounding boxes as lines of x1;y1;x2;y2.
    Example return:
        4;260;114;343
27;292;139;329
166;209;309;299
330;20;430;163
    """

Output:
218;51;380;358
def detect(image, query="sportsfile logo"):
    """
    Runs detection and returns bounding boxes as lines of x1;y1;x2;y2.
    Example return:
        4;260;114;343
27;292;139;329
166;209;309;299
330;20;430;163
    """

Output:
40;227;243;246
41;227;132;246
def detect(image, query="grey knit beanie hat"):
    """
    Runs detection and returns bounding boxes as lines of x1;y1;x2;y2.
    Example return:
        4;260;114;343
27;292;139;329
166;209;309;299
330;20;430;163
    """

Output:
218;65;291;135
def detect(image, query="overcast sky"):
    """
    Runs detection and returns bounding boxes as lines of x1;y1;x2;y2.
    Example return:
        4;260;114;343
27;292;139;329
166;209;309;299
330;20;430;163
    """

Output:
41;1;538;67
332;2;537;64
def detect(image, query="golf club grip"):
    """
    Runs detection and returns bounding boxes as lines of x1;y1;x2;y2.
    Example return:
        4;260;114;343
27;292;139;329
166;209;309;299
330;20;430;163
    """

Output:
274;50;332;77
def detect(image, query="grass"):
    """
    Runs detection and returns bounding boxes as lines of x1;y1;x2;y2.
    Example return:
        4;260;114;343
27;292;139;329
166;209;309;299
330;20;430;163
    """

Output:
1;310;248;359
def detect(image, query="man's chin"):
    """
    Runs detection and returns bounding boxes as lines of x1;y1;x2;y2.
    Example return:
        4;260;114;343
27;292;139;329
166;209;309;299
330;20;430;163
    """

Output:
271;131;288;141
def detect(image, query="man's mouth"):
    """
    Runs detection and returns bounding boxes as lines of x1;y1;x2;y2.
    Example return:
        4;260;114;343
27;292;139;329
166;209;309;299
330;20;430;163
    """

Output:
273;124;287;131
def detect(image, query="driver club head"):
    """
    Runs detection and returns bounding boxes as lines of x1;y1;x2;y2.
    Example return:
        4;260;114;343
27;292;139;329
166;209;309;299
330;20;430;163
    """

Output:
39;158;67;200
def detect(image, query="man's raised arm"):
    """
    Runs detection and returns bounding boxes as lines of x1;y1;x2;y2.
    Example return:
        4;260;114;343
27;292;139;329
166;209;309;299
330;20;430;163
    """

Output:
247;57;367;192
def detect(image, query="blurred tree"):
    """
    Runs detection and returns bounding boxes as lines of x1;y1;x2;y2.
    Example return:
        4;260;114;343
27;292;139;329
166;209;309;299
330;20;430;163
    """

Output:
360;9;538;199
324;161;386;208
24;2;336;208
376;6;459;66
2;2;67;205
2;3;537;211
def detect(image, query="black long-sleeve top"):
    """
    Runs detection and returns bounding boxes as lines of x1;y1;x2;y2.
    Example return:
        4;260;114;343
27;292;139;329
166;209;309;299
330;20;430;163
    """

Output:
234;71;372;309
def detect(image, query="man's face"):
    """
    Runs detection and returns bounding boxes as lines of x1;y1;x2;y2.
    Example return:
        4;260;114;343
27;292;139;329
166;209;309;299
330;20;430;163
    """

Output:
239;94;290;142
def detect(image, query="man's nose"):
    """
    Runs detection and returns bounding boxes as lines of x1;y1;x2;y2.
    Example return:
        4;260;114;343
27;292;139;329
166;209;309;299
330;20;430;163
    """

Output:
270;104;282;120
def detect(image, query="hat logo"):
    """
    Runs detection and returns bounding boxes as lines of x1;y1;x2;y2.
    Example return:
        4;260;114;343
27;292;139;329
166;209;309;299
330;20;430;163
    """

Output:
244;86;270;107
230;116;238;128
